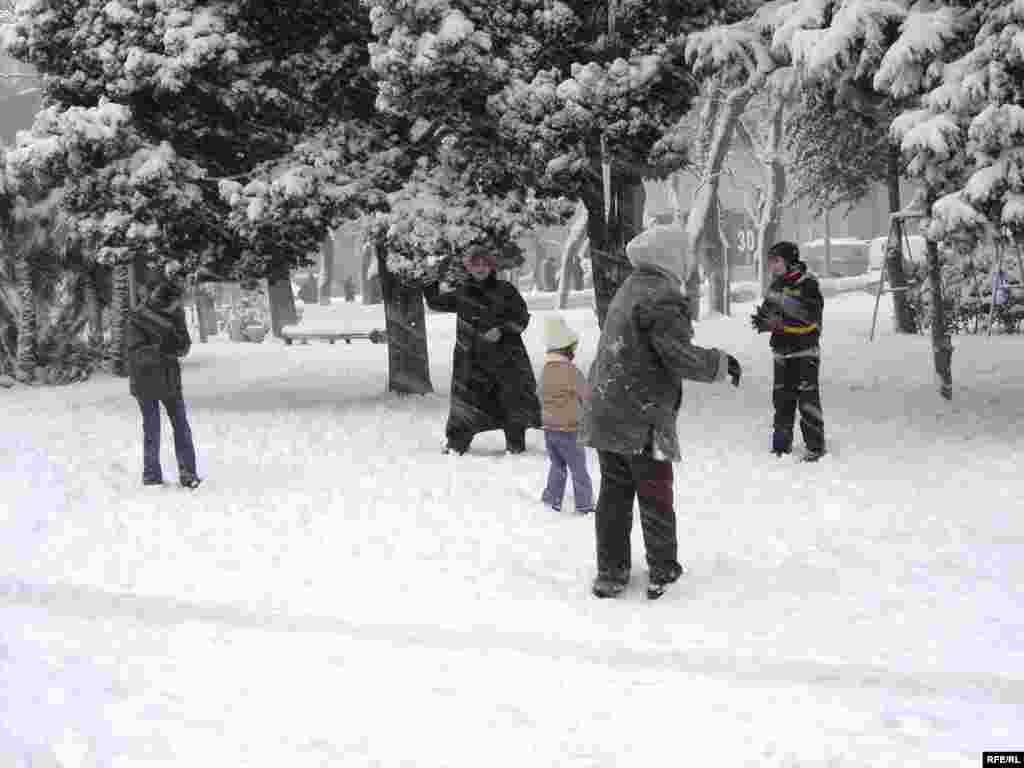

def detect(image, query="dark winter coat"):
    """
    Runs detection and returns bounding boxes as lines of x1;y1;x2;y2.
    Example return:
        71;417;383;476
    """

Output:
762;261;823;356
126;304;191;401
423;273;542;436
579;265;727;462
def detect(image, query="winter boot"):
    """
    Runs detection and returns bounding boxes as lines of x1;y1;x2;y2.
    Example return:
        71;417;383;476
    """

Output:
646;563;686;600
592;571;629;599
505;428;527;455
179;473;202;490
801;448;826;463
771;430;793;457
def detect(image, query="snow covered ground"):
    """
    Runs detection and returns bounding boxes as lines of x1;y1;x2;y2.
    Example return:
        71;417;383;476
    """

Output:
2;291;1022;767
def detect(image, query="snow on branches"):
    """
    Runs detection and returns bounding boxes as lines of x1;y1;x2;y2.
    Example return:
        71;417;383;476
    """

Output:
219;122;401;277
2;0;247;99
767;0;1024;244
886;2;1024;242
4;99;206;266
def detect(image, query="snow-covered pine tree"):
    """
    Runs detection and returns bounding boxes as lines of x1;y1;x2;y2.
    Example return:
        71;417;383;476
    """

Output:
2;1;394;369
762;0;997;396
365;0;750;327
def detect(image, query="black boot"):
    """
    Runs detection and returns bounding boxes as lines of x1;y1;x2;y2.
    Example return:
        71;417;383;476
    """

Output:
504;427;526;455
647;562;686;600
592;569;629;599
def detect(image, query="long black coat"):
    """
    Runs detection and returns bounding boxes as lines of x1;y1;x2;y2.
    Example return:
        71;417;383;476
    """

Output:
126;305;191;401
423;273;542;437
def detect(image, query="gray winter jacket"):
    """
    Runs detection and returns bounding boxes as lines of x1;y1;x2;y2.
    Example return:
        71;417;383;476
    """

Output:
578;265;727;462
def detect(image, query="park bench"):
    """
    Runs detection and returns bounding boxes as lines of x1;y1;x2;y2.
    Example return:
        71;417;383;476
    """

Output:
281;327;387;346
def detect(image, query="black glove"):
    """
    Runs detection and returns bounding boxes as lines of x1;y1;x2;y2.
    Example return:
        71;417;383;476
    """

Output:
726;355;741;387
750;304;767;332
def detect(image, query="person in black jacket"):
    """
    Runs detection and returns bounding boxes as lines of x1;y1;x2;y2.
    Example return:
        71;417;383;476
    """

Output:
752;241;826;462
126;279;201;487
423;246;542;455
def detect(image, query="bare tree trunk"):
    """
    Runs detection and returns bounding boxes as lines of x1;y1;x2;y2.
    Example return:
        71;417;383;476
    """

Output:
823;209;832;276
754;98;787;297
378;250;432;395
885;147;915;333
360;240;382;305
925;236;952;400
319;232;335;305
0;282;18;377
84;265;104;349
557;202;588;310
107;262;131;376
583;173;644;328
687;83;758;316
528;231;548;292
15;253;37;382
267;273;298;338
1015;240;1024;293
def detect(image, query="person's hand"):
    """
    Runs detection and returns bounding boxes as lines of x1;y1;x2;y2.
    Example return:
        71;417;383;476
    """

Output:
726;355;742;387
481;327;502;343
765;317;784;333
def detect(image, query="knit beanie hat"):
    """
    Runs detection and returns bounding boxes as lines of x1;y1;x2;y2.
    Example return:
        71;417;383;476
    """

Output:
767;240;800;266
625;224;688;283
544;313;579;352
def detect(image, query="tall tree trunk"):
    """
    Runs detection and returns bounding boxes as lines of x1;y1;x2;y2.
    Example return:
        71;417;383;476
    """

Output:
319;232;335;306
528;232;549;292
267;273;298;338
583;173;644;328
84;265;104;349
15;253;37;382
557;202;588;310
1015;240;1024;294
885;146;916;333
360;240;381;305
107;262;131;376
378;251;432;395
823;209;833;276
925;236;953;400
687;83;757;317
758;97;787;297
0;293;16;377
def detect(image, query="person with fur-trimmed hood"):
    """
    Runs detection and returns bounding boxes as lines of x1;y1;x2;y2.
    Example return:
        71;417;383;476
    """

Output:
751;240;826;462
579;225;742;600
126;277;201;488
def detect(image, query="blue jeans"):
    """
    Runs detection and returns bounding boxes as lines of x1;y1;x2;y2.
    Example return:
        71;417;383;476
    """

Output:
137;397;197;482
542;430;593;512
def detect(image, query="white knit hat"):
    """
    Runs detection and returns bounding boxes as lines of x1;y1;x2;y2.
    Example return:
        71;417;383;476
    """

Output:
544;313;579;351
625;224;689;282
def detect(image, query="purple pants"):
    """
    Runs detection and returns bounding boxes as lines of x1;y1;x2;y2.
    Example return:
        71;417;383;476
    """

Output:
542;430;594;513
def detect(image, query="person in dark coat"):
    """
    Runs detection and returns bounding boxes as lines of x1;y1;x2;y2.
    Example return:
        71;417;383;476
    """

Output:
126;279;201;488
579;225;742;599
751;241;826;462
423;246;542;455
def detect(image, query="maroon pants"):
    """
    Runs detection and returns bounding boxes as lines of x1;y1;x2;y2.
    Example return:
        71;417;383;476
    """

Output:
594;450;679;582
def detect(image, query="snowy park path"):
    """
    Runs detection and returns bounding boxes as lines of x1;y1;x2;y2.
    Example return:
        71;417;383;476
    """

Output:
3;294;1023;766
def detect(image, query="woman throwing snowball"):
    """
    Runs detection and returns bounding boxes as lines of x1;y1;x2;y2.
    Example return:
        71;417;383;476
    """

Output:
423;245;542;455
